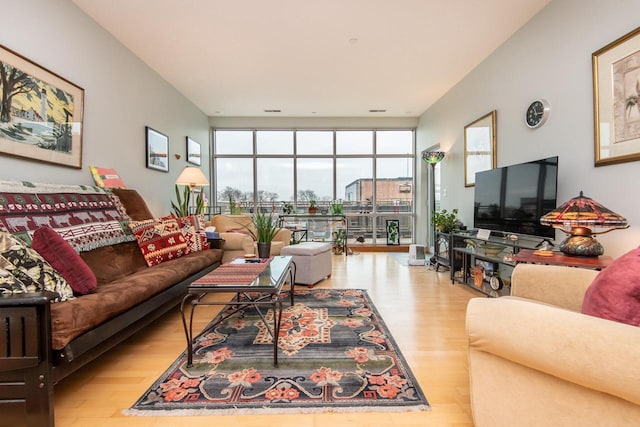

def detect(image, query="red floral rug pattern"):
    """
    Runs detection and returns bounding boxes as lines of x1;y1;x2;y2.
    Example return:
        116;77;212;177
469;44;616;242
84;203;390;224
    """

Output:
126;289;429;415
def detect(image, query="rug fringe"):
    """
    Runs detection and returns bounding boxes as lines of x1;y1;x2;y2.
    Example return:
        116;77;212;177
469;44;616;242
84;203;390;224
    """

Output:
123;404;430;417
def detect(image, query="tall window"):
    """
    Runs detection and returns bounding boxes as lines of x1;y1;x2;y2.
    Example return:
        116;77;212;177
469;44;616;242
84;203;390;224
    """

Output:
212;128;415;244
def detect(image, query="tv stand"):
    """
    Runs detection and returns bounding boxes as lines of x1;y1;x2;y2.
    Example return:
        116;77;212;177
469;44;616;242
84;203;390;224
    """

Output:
450;229;552;297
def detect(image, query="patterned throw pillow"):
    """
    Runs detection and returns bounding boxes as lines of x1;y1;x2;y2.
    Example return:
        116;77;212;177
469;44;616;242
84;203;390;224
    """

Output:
31;226;98;295
0;232;74;302
167;215;209;254
128;218;188;267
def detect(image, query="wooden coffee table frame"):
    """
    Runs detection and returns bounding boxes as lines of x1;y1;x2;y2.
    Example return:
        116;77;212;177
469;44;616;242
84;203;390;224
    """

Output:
180;256;295;368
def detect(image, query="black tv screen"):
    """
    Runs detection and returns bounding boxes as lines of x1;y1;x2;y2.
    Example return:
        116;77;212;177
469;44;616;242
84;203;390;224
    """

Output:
473;156;558;239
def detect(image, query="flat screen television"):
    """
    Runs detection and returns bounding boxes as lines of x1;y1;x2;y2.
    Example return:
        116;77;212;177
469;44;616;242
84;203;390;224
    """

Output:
473;156;558;239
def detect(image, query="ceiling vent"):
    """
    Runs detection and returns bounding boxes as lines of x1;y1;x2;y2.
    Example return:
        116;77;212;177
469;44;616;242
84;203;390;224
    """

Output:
264;109;281;113
369;109;386;113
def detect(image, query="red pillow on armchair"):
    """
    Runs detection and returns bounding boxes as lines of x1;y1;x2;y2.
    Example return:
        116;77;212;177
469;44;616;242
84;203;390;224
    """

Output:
582;247;640;327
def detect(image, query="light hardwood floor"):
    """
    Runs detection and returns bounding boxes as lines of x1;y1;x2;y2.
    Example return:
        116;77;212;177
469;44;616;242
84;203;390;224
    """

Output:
54;253;480;426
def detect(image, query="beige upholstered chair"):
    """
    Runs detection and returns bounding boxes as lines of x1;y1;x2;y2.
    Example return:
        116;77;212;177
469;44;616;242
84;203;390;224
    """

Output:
209;214;291;264
466;263;640;427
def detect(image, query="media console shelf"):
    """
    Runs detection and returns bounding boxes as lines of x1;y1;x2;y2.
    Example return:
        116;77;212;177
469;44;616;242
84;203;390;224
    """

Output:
451;229;550;297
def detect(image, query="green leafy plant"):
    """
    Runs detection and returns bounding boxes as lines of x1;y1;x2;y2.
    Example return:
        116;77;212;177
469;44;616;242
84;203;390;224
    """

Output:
331;228;346;254
242;209;279;243
431;208;459;233
172;185;204;217
282;202;293;214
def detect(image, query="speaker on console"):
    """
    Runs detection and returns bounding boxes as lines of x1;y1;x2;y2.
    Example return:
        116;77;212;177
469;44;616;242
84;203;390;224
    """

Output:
408;244;426;265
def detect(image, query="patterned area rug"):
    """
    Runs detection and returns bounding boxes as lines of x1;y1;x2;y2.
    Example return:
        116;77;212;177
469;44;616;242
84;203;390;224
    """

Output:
125;289;429;415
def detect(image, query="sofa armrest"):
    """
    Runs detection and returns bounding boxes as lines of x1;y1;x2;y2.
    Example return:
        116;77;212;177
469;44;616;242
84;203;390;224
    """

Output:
467;297;640;407
218;232;255;253
510;263;599;311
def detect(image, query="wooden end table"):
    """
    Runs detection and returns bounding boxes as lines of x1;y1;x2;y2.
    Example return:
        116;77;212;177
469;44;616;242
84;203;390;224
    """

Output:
513;249;613;270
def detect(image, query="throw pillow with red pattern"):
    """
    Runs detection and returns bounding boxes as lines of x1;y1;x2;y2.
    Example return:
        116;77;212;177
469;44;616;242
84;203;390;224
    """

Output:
128;218;188;267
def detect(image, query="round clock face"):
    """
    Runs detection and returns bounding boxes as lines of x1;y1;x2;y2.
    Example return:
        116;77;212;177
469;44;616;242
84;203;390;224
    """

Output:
525;99;550;128
489;275;503;291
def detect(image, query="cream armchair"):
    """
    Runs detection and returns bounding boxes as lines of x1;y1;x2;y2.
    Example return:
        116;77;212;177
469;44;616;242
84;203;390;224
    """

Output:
209;214;291;264
466;263;640;427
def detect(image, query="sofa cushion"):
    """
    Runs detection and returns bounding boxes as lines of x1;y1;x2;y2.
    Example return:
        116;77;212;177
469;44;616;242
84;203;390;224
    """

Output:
49;248;222;350
582;247;640;326
175;214;209;253
80;241;148;285
31;226;97;295
111;188;154;221
128;218;188;266
0;231;74;302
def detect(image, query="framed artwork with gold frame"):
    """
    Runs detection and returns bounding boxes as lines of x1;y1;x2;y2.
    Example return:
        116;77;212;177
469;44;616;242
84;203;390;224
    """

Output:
0;44;84;168
593;26;640;166
464;110;497;187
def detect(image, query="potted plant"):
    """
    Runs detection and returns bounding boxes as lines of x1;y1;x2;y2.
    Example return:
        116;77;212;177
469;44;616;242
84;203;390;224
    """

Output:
331;228;346;255
172;185;205;217
243;209;280;258
431;208;460;233
308;199;317;214
282;202;293;214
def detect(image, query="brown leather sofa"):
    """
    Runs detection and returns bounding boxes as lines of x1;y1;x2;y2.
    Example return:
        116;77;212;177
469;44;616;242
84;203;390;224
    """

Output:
0;188;222;427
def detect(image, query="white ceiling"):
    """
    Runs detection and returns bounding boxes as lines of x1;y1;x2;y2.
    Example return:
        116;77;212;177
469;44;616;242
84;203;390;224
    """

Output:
72;0;550;118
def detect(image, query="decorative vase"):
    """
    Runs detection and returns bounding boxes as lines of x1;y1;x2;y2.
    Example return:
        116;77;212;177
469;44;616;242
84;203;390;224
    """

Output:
257;242;271;259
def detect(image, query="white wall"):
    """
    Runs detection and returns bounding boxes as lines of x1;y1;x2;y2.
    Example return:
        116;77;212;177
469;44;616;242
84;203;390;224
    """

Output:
0;0;210;216
417;0;640;258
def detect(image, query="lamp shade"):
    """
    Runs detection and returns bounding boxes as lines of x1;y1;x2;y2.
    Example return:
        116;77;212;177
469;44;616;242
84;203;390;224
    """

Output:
540;191;627;233
540;191;628;257
422;150;445;165
176;166;209;187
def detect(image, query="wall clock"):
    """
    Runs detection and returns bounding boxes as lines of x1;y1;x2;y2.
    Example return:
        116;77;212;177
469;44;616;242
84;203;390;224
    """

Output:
525;99;550;128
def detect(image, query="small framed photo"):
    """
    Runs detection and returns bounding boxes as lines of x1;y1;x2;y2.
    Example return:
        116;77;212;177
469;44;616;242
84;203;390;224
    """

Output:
186;137;201;165
145;126;169;172
386;219;400;245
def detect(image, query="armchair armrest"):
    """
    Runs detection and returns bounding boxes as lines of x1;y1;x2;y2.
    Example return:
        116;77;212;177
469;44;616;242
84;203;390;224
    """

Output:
273;228;292;244
510;264;599;312
218;232;255;254
467;297;640;407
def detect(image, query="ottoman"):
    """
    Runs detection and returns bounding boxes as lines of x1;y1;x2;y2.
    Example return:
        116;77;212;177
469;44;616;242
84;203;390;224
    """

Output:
281;242;332;286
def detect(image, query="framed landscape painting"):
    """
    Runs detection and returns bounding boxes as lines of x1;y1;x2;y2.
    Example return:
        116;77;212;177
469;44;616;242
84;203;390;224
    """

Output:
186;137;201;165
145;126;169;172
0;44;84;168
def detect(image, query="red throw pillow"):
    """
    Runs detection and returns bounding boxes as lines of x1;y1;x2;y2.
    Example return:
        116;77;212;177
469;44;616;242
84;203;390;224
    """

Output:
31;226;97;295
582;247;640;327
128;218;188;267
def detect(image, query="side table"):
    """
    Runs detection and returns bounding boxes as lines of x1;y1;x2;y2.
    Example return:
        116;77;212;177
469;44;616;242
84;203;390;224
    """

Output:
207;237;225;249
513;249;613;270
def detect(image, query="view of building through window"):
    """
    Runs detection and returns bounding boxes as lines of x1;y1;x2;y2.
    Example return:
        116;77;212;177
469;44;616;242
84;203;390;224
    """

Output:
213;129;415;245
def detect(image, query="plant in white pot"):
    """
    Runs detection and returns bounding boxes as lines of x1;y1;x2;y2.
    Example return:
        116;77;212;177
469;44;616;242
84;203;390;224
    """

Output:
243;209;279;259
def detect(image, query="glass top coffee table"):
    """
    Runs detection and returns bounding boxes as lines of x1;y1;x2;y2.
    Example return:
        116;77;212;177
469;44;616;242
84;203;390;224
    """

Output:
180;255;294;367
